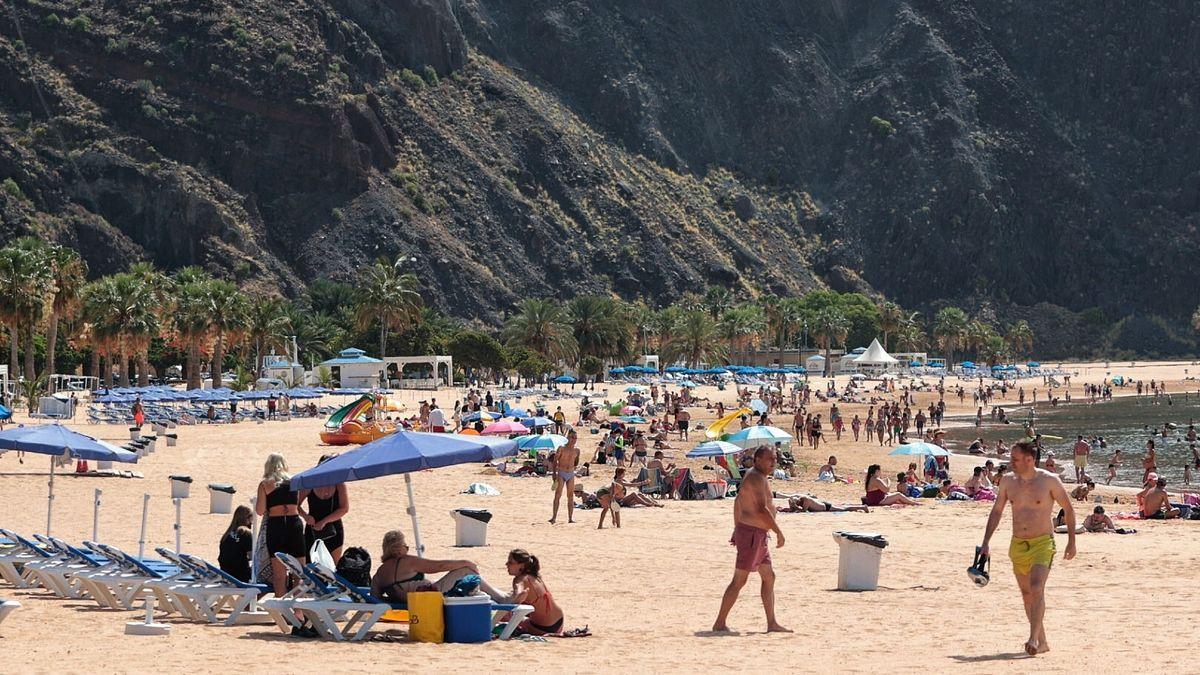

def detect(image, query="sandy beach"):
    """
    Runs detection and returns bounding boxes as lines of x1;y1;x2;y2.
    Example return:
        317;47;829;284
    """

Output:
2;359;1199;673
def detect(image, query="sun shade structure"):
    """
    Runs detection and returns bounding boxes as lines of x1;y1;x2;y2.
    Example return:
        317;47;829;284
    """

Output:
290;432;517;555
724;425;793;448
888;442;951;457
686;440;743;458
0;424;137;535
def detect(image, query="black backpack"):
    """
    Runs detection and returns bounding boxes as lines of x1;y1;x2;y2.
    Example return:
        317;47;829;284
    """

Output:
337;546;372;587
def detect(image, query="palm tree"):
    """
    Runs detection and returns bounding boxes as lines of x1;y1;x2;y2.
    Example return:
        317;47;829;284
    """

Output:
703;285;734;320
44;245;87;382
933;307;969;369
353;256;422;358
661;311;725;367
568;295;632;363
126;263;170;385
965;320;994;361
1193;307;1200;335
777;297;805;365
981;334;1008;366
0;238;54;381
502;299;577;363
246;297;289;373
627;301;655;356
80;277;121;387
1005;320;1034;359
208;280;248;389
171;269;216;389
811;308;850;376
718;305;766;363
285;310;342;364
878;301;903;351
650;307;683;354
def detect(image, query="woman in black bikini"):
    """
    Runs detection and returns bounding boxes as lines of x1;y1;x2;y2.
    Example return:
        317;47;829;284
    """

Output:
255;453;306;597
489;549;564;635
369;530;502;602
299;454;350;564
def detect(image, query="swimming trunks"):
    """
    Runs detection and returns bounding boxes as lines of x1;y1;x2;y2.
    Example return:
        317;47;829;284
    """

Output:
1009;534;1055;575
1143;509;1166;519
557;471;575;481
730;523;771;571
1074;455;1087;468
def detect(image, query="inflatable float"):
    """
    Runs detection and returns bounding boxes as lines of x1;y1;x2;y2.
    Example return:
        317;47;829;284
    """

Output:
706;407;753;440
319;394;397;445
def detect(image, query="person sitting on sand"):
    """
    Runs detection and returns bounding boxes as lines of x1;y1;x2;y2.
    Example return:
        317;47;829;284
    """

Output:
864;465;920;506
1082;506;1135;534
964;467;992;497
485;549;566;636
1141;477;1180;519
371;530;502;601
773;491;869;513
1071;481;1096;502
1043;453;1061;475
817;455;849;483
905;462;921;485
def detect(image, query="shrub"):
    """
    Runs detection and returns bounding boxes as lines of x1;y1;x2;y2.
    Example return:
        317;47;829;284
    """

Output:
274;53;295;70
399;69;424;90
421;65;439;86
281;40;296;54
141;104;160;119
2;178;24;200
68;15;91;32
869;116;895;138
43;13;61;27
134;79;154;95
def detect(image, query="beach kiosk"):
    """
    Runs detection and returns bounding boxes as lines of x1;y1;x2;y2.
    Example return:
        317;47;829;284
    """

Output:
319;348;384;389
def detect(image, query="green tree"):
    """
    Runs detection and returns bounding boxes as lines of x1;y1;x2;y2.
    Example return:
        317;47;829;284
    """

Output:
208;279;248;388
569;295;632;363
810;308;850;376
661;311;725;367
1005;320;1034;358
171;268;216;389
933;307;969;369
878;301;902;352
44;245;87;381
579;355;604;381
446;330;507;373
126;263;171;385
718;305;766;363
353;256;423;358
703;285;734;320
0;238;54;380
502;299;577;363
246;296;289;373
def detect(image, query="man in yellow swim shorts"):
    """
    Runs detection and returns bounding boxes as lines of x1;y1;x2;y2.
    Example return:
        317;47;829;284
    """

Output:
980;441;1076;656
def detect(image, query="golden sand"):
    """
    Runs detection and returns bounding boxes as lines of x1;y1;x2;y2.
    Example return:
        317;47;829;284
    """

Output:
1;360;1197;672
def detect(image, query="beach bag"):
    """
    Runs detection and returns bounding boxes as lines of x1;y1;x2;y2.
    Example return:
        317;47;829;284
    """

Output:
408;591;446;643
310;538;335;571
921;485;941;498
337;547;371;587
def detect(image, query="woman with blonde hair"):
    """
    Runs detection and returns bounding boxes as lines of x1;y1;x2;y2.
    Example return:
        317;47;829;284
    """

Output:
370;530;501;602
256;453;305;596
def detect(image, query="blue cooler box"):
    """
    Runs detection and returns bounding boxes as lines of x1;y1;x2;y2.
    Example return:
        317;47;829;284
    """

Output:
443;596;492;643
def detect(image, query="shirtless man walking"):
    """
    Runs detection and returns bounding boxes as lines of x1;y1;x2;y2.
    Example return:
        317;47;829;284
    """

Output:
549;428;580;524
980;441;1076;656
712;446;791;633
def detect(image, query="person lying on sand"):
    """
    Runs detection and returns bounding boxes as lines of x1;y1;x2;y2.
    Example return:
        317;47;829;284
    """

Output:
773;491;869;513
1082;506;1135;534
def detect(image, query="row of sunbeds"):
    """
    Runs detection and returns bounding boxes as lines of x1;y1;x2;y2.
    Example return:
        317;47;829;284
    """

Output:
0;529;532;641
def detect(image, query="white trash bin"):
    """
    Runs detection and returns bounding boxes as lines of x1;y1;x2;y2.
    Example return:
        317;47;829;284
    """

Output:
833;531;888;591
165;433;178;447
129;426;141;441
142;435;157;454
208;484;236;514
170;475;193;499
451;509;493;547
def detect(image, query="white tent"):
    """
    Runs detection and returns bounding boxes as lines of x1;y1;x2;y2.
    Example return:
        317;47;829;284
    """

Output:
854;338;898;365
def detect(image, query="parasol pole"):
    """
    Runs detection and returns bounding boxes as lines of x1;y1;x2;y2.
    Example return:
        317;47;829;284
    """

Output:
173;498;182;553
405;473;424;555
46;451;60;537
249;496;259;583
138;493;150;558
93;488;103;541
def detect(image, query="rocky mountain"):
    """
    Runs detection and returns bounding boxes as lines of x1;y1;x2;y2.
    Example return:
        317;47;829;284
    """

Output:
1;0;1197;336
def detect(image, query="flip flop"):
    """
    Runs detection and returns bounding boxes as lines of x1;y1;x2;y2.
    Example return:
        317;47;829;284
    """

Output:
557;626;592;638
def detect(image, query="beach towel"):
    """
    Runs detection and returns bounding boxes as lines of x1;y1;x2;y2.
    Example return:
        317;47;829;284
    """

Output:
463;482;501;495
973;488;997;502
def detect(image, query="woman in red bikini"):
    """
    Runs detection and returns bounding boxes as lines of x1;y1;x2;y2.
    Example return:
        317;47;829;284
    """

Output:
491;549;564;635
864;464;920;506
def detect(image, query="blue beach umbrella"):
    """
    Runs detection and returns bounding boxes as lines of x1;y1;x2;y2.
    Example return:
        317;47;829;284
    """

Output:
0;424;138;535
686;440;743;458
513;434;568;451
888;442;951;457
290;432;517;555
520;416;554;428
725;425;793;448
553;375;576;383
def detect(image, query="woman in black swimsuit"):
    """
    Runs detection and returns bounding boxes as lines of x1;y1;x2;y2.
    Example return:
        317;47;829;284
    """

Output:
369;530;502;603
255;453;306;596
299;454;350;564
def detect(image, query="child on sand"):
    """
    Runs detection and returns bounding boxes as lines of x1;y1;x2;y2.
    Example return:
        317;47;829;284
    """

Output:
596;467;649;529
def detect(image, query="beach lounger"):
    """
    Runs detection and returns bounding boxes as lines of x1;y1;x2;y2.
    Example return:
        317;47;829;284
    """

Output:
20;535;109;599
260;553;340;633
0;529;55;589
167;551;273;625
75;542;190;611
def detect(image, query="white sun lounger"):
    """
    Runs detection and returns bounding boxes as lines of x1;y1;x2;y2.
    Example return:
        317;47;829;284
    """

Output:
0;529;51;589
75;542;190;612
162;550;273;625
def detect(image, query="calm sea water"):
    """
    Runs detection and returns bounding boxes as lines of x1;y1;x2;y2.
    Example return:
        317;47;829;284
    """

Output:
942;393;1200;487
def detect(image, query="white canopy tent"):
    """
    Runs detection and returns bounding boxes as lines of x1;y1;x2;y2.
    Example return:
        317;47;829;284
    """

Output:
854;338;900;374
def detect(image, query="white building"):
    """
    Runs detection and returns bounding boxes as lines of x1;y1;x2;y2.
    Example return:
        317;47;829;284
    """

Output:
319;348;384;389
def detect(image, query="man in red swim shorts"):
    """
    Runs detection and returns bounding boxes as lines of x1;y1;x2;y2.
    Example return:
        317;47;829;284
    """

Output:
712;446;791;633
